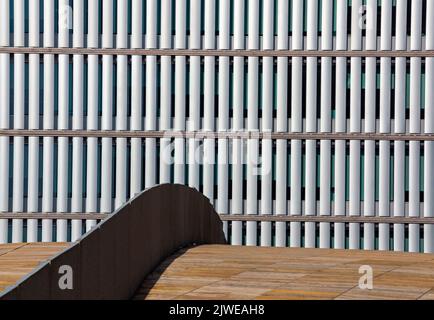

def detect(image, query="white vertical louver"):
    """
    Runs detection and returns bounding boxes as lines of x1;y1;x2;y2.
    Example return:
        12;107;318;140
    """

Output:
290;0;302;248
218;0;230;239
42;0;55;242
174;0;186;185
115;0;128;212
188;0;201;193
86;0;99;231
27;0;40;242
203;0;215;206
260;0;274;247
319;0;333;249
12;0;25;243
159;0;171;185
378;0;393;251
145;0;157;189
276;0;289;248
100;0;114;214
425;0;434;253
230;0;244;246
349;0;363;250
393;0;408;252
364;0;377;251
305;0;318;249
130;0;143;196
409;0;423;253
246;0;259;246
57;0;70;242
334;0;348;250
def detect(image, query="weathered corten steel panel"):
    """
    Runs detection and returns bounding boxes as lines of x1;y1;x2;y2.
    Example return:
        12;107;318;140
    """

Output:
0;184;226;300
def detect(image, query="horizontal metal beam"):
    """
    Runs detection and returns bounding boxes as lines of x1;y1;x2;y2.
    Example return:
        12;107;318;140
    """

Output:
0;47;434;58
1;129;434;141
0;213;109;220
1;212;433;225
219;214;434;225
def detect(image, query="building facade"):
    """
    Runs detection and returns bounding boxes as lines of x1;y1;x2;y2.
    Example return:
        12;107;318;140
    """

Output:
0;0;433;252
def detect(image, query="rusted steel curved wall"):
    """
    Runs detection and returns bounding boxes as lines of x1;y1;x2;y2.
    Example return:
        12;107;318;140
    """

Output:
0;184;226;300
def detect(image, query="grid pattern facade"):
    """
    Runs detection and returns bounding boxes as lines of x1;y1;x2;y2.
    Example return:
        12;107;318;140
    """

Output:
0;0;433;252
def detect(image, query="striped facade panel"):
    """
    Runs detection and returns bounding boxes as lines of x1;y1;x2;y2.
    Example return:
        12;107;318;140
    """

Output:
0;0;433;252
